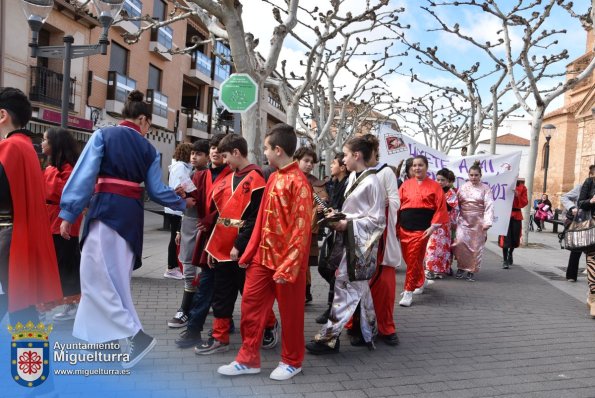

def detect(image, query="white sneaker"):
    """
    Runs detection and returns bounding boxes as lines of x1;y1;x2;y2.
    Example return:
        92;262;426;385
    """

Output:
53;303;78;321
164;268;183;280
399;291;413;307
412;279;433;295
270;362;302;381
217;361;260;376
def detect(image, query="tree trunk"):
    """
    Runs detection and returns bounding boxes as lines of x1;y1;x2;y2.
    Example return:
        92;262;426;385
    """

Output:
241;82;265;164
521;107;545;246
490;122;498;154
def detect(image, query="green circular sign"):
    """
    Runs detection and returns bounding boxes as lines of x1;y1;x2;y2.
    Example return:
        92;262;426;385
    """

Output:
220;73;259;113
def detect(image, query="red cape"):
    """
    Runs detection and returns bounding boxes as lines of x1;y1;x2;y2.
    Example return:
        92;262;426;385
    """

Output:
0;132;62;312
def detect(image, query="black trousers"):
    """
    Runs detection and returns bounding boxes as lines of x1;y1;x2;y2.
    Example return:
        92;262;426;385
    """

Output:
565;250;583;281
0;227;38;324
53;234;81;297
167;214;182;269
212;262;246;319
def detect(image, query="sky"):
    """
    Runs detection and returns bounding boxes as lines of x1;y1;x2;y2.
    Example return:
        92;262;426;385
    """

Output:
239;0;591;138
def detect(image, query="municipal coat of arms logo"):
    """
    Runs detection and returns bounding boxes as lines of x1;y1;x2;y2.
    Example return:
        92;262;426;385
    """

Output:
8;321;53;387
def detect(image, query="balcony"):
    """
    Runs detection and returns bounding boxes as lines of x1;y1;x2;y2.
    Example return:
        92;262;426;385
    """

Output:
263;89;286;121
114;0;142;35
185;108;209;139
150;26;173;61
214;63;231;85
29;66;75;111
106;71;136;115
188;51;212;84
147;89;169;128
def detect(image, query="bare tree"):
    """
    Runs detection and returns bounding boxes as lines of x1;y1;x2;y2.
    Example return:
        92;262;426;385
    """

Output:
397;89;471;153
423;0;595;245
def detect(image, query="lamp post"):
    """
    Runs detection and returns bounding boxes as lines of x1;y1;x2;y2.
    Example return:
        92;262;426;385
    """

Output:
542;123;555;194
22;0;124;129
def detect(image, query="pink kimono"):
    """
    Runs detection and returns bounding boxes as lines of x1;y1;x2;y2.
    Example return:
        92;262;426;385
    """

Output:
453;182;494;273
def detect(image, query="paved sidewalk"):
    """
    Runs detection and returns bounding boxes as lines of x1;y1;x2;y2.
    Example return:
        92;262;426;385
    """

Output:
3;211;595;398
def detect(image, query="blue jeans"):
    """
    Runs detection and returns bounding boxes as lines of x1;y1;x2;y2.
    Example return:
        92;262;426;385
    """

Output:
187;267;214;332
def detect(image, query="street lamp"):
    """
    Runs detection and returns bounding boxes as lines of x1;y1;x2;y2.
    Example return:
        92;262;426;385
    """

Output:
22;0;124;129
542;123;555;194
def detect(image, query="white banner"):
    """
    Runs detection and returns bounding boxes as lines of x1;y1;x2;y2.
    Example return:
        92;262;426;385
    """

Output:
378;127;521;236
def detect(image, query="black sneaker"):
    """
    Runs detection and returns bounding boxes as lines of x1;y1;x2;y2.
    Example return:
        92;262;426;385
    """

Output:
175;329;203;348
378;333;399;346
306;339;340;355
194;337;229;355
466;272;475;282
121;330;156;369
167;310;188;328
262;321;279;349
455;269;465;279
502;260;510;269
315;308;330;324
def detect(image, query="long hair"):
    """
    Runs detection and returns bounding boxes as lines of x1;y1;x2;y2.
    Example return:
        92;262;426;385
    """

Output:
46;127;80;170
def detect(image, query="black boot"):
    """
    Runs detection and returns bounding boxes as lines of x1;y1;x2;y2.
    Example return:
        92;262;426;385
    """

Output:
315;307;330;324
508;249;514;266
305;284;313;304
306;338;340;355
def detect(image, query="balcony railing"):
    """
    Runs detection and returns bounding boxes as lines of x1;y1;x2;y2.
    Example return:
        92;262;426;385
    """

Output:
151;26;173;50
106;71;137;103
191;51;212;76
268;95;284;111
29;66;75;110
186;108;208;132
147;89;168;119
121;0;142;27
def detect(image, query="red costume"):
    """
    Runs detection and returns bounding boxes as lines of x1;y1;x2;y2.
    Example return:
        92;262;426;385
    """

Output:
205;165;266;344
190;165;233;267
0;131;62;312
499;182;528;249
236;161;313;368
44;163;82;235
398;177;449;292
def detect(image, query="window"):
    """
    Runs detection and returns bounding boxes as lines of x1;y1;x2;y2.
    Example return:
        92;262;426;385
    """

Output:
214;42;231;82
122;0;142;27
148;64;161;91
109;42;128;76
153;0;166;21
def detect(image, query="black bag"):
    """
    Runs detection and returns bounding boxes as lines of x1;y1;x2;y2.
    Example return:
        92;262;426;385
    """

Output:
318;230;345;272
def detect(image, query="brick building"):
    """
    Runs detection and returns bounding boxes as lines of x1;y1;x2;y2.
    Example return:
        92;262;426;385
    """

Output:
0;0;286;179
536;29;595;209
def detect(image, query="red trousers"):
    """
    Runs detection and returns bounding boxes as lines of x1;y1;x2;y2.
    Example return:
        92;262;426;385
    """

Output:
370;265;396;335
399;227;428;292
213;309;276;344
236;262;306;368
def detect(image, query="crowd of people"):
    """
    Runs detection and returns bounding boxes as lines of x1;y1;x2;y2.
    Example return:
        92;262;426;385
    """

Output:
3;85;595;381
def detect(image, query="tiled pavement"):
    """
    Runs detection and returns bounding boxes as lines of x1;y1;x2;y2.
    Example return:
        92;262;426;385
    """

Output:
2;211;595;398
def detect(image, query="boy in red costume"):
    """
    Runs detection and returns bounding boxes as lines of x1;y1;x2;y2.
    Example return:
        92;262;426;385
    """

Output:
195;134;265;355
218;123;313;381
0;87;62;324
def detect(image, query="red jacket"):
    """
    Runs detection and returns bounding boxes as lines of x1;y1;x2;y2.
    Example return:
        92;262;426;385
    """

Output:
239;162;313;283
511;184;528;221
44;163;82;236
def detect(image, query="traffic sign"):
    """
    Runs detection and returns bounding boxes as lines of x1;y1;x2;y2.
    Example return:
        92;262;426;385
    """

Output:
220;73;259;113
